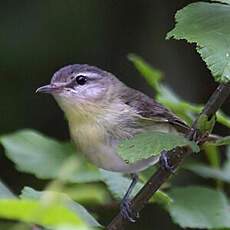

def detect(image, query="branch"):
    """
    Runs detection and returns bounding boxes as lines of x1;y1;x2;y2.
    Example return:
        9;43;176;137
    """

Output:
107;83;230;230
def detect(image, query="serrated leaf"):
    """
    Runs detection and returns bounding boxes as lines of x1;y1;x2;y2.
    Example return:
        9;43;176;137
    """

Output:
0;181;15;199
0;130;101;183
168;186;230;229
167;2;230;83
0;199;87;229
20;187;101;228
118;131;199;164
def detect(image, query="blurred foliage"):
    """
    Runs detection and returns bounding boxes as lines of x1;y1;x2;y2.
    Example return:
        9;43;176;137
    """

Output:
0;1;230;230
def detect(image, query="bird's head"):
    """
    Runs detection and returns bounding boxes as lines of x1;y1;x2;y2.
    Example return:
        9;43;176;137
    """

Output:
37;64;123;101
36;64;126;121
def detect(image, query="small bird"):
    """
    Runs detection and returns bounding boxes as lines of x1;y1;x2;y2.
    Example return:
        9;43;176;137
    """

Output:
36;64;189;220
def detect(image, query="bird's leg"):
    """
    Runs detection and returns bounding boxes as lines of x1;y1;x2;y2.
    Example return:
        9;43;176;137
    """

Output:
159;150;176;173
120;173;139;222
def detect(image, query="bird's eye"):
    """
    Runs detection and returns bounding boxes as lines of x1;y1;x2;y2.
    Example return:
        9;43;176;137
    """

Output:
76;75;87;85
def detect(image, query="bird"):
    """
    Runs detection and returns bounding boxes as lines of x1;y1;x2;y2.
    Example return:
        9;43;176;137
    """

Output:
36;64;190;221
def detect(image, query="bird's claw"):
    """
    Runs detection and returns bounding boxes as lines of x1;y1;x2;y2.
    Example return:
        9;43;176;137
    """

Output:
159;150;176;173
120;198;139;222
189;128;209;144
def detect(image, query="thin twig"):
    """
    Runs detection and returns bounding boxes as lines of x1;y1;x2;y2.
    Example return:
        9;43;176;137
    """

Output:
107;83;230;230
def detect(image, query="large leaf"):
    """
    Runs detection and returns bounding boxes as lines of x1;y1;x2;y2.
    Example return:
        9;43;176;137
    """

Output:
20;187;101;228
0;130;101;183
118;131;199;164
168;186;230;229
167;2;230;83
0;181;15;199
100;170;172;206
0;199;88;229
184;146;230;183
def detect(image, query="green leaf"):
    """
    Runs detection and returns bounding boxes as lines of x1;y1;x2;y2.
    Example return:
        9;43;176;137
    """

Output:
0;130;101;183
20;187;101;228
150;190;173;207
118;131;199;164
0;199;87;229
203;144;221;169
167;2;230;83
216;111;230;128
129;55;230;127
100;170;172;206
208;136;230;146
185;162;230;182
168;186;230;229
0;181;15;199
62;184;110;205
196;114;216;133
0;223;30;230
128;53;163;92
100;170;142;200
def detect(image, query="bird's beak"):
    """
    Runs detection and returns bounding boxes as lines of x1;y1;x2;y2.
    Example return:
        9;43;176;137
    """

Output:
36;84;62;94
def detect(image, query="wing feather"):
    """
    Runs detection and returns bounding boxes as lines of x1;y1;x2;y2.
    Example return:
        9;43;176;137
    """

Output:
121;87;190;134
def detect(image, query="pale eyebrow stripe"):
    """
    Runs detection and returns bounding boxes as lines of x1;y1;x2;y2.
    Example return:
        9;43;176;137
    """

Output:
76;72;100;80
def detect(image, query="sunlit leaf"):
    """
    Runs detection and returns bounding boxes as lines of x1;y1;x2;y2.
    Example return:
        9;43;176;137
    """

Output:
20;187;101;228
167;2;230;83
0;199;87;229
168;186;230;229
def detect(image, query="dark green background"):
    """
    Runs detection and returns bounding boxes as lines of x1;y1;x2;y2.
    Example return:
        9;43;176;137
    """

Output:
1;1;229;229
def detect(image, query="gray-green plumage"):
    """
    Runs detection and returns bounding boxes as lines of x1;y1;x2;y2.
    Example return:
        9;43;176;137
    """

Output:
37;64;189;173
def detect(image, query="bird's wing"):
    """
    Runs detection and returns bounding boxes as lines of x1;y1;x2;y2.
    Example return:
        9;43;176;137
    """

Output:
121;88;190;134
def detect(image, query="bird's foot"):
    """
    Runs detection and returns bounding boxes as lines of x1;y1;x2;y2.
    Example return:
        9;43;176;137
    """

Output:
120;198;139;222
189;128;209;144
159;150;176;173
196;131;210;145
